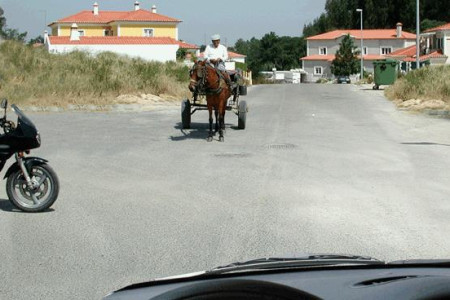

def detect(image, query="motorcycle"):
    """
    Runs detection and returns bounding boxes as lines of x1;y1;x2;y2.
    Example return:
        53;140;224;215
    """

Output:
0;99;59;212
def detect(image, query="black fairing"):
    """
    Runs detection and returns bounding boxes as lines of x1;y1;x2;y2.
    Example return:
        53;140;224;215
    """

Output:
0;105;40;169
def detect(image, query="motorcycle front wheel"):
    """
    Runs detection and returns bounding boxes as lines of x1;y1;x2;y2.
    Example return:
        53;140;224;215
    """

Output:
6;163;59;212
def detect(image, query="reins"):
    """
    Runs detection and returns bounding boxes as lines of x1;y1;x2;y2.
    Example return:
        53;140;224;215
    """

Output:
192;63;223;95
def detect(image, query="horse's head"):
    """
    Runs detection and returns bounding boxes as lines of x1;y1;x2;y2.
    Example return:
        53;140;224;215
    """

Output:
188;61;206;92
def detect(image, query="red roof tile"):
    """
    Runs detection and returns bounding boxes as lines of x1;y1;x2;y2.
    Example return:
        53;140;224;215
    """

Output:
228;51;246;58
388;45;416;56
387;45;447;62
51;9;180;25
300;55;335;61
424;22;450;33
48;36;183;45
177;41;199;49
307;29;416;40
403;51;448;62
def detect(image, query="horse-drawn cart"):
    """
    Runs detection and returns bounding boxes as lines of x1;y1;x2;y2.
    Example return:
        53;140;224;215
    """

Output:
181;80;248;130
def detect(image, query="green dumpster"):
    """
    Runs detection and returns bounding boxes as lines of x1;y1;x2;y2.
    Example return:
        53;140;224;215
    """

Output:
372;59;399;90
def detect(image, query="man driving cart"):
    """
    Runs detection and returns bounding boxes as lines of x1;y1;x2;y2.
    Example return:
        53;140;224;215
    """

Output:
204;34;235;90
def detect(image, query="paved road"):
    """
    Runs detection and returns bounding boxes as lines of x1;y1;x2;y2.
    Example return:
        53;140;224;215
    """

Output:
1;84;450;299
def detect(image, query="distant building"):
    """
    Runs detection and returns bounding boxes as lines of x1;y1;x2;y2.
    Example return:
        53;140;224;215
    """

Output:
300;23;416;82
44;1;198;62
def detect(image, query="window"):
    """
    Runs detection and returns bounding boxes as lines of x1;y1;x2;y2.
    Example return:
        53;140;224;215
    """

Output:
319;47;327;55
78;30;85;37
103;30;113;36
380;47;392;55
143;28;154;37
314;66;323;75
437;38;443;49
363;47;368;55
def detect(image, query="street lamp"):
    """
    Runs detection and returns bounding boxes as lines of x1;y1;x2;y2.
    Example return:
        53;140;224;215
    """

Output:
416;0;420;69
356;9;364;80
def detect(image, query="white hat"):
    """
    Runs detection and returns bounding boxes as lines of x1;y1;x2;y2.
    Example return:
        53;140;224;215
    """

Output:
211;34;221;41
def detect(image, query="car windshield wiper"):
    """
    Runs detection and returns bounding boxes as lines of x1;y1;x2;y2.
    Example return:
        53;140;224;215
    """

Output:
207;254;385;274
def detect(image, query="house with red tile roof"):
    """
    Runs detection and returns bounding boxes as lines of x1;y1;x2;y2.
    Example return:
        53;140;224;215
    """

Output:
44;2;199;62
300;23;416;82
420;22;450;65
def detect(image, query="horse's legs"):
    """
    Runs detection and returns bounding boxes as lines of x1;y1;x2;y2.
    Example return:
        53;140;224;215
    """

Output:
207;106;213;142
218;105;225;142
214;109;219;132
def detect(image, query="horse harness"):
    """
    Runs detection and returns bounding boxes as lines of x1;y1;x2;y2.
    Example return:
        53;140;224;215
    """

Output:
191;63;225;95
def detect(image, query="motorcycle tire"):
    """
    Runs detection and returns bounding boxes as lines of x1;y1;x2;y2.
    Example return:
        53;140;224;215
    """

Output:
6;163;59;212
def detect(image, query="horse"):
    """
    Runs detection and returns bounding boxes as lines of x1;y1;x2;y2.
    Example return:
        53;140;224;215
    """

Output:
189;60;232;142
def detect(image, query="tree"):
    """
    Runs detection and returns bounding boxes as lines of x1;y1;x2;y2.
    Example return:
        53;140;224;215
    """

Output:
331;34;360;76
0;7;5;34
2;28;27;42
176;48;187;60
232;33;304;78
302;0;450;36
421;19;446;31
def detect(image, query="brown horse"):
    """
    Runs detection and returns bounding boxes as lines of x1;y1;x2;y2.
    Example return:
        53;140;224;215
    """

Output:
189;61;231;142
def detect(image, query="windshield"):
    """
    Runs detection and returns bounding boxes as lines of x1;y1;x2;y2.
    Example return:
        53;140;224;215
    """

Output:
1;1;449;300
11;104;36;129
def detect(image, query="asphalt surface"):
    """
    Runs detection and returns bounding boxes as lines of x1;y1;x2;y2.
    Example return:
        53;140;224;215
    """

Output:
1;84;450;299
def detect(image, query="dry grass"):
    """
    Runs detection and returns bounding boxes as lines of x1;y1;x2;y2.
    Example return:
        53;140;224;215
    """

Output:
385;65;450;107
0;41;191;107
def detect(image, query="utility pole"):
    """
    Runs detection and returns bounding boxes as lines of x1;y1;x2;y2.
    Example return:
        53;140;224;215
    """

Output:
356;9;364;80
416;0;420;69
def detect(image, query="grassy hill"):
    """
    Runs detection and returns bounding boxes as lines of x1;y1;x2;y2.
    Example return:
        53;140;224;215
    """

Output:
0;41;191;107
386;65;450;107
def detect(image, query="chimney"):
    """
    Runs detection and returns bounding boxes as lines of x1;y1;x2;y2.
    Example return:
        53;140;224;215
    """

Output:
151;5;157;13
134;1;140;11
44;30;49;44
93;2;99;15
70;23;80;41
396;22;402;38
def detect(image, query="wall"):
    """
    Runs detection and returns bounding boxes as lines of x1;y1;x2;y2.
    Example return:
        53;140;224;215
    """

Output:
363;39;409;55
307;40;340;56
46;43;179;62
117;23;177;38
302;60;332;82
445;32;450;62
308;38;413;56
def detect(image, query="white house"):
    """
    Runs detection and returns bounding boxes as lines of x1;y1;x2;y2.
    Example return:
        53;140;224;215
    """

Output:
45;31;197;62
44;2;198;62
301;23;416;82
421;22;450;65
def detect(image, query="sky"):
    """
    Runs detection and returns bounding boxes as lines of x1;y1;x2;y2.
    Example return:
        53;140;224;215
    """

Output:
0;0;327;45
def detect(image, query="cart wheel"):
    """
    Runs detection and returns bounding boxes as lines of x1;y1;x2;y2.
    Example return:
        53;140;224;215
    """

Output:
373;85;379;90
181;99;191;129
238;100;247;130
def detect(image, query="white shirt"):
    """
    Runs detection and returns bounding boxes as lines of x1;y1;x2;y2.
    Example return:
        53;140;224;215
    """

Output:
204;44;228;61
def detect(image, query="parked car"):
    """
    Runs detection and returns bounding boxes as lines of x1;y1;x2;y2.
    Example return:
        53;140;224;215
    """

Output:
337;76;351;84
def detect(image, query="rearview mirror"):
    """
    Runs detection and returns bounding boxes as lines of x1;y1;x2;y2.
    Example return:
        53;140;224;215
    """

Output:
1;99;7;109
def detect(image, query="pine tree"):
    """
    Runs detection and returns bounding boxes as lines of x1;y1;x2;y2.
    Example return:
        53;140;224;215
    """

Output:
331;35;360;76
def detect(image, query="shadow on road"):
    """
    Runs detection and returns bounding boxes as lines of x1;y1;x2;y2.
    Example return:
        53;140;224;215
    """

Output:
171;122;238;141
0;198;55;213
401;142;450;147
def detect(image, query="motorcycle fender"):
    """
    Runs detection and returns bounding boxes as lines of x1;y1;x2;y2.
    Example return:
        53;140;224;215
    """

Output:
3;157;49;180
